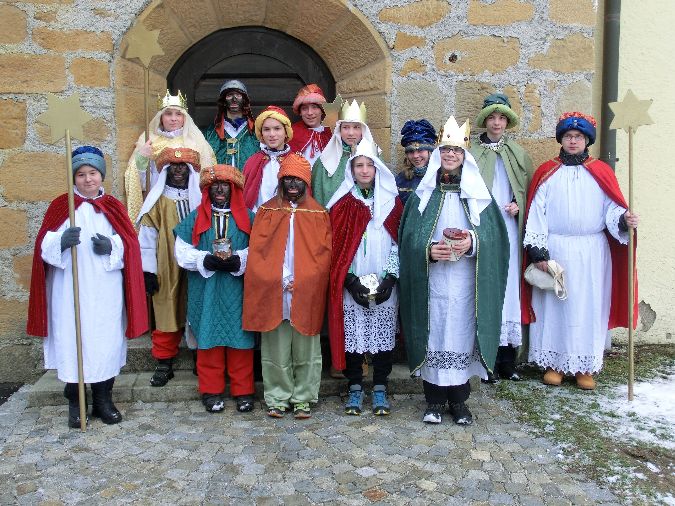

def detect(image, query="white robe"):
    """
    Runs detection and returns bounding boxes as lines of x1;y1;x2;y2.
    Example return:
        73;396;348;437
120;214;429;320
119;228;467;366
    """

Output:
491;155;522;347
419;190;485;386
343;189;399;355
524;164;627;374
41;193;127;383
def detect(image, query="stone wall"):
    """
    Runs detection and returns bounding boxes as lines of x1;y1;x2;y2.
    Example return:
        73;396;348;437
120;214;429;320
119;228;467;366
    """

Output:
0;0;598;382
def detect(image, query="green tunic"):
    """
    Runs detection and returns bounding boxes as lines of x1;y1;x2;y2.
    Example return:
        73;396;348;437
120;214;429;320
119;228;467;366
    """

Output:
311;143;351;208
174;210;255;350
398;188;510;375
203;124;259;170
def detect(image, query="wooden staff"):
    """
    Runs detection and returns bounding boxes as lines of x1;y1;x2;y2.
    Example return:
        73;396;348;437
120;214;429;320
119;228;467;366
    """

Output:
65;129;87;432
627;126;635;401
144;67;151;195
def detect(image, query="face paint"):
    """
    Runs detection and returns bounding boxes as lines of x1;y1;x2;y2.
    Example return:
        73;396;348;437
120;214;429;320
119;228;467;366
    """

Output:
225;91;244;117
209;181;231;209
167;162;189;188
280;176;306;202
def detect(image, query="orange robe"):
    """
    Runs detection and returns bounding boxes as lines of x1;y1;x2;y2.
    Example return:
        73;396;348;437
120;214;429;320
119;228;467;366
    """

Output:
243;194;332;336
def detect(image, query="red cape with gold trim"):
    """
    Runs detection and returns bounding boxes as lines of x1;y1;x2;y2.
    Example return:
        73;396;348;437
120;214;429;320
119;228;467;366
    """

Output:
520;157;638;329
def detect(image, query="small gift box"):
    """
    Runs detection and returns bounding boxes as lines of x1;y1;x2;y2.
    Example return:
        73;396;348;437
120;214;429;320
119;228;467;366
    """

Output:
212;238;232;259
442;227;468;262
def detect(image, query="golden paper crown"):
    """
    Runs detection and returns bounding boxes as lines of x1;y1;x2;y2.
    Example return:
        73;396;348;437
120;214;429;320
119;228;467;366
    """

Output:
437;116;471;149
339;99;367;124
158;89;187;110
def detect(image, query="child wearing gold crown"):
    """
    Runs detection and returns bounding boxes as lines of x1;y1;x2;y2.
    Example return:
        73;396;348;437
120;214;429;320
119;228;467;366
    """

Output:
399;116;509;425
311;99;379;208
124;90;216;222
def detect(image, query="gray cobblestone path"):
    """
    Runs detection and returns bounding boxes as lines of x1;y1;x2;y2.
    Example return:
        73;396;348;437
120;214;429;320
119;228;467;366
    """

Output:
0;386;621;505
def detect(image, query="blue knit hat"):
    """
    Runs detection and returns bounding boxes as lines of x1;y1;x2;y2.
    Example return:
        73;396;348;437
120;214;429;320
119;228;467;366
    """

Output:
72;145;106;180
400;119;437;152
555;111;597;146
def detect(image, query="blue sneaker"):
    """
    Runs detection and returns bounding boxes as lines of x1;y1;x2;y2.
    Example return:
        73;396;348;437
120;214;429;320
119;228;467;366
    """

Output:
344;384;364;415
372;384;390;416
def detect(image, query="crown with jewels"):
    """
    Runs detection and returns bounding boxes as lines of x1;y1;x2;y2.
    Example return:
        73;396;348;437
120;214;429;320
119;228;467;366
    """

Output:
339;99;367;124
437;116;471;149
158;90;187;110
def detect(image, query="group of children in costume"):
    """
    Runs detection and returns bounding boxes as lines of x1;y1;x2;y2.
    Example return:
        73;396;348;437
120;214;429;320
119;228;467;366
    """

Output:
28;81;638;428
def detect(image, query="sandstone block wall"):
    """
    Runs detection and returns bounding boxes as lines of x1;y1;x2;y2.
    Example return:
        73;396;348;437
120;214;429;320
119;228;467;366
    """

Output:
0;0;599;382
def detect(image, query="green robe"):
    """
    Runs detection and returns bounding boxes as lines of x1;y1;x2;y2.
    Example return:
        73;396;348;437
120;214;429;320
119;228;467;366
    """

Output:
311;143;351;208
398;187;509;375
174;209;255;350
203;124;259;170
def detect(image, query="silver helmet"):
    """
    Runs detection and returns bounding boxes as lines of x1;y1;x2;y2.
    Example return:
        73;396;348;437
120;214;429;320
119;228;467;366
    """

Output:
219;79;248;97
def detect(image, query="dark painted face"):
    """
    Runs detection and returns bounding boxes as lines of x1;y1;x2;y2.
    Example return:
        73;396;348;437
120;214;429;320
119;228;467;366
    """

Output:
209;181;231;209
167;162;189;188
224;90;245;116
280;176;306;203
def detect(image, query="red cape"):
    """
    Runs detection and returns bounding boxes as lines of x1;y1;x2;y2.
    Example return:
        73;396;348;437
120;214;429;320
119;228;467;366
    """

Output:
288;121;332;159
27;193;149;338
521;157;638;329
328;194;403;369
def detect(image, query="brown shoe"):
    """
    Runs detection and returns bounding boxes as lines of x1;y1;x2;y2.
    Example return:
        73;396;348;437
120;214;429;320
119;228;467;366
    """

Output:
543;368;563;386
575;373;596;390
330;366;345;379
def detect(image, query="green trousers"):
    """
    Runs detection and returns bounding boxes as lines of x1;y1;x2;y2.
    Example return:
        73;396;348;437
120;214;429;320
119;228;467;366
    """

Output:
261;321;322;408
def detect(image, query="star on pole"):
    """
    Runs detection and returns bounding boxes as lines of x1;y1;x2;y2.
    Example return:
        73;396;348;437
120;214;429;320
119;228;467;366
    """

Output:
37;93;93;143
124;20;164;67
323;94;344;130
609;89;654;133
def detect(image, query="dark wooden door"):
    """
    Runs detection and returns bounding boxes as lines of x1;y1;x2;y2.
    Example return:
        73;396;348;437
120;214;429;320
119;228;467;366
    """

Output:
168;26;336;129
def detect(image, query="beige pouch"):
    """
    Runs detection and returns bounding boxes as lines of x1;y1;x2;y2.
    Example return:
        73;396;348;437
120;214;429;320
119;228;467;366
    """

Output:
524;260;567;300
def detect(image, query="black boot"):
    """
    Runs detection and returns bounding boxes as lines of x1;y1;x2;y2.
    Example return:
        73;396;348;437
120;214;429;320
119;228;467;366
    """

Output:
192;351;198;376
91;378;122;424
63;383;88;429
496;345;521;381
150;358;174;386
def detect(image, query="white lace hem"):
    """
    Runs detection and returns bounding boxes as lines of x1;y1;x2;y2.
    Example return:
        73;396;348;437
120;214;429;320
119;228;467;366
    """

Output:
499;321;522;347
344;304;397;354
529;347;603;374
425;347;482;371
523;230;548;249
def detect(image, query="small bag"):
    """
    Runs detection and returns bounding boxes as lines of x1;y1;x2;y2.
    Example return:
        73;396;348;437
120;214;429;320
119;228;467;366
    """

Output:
524;260;567;300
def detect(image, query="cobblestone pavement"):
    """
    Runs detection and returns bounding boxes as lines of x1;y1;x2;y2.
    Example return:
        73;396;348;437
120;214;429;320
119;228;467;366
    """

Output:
0;385;621;505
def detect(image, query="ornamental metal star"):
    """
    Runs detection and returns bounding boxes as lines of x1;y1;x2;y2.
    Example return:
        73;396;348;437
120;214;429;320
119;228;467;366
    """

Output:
124;20;164;67
609;89;654;133
37;93;93;143
323;94;344;129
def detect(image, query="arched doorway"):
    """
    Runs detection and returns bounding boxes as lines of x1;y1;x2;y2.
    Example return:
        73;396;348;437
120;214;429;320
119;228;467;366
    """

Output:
167;27;336;127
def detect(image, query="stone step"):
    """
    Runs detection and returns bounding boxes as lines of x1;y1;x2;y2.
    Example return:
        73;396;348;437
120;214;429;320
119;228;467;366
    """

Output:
27;367;481;407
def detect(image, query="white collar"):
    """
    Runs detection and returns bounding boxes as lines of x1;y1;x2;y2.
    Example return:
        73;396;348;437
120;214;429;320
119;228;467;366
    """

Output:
156;127;184;139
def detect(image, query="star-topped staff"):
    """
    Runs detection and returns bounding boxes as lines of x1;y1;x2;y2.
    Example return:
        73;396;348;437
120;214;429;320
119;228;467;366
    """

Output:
609;89;654;401
323;93;344;134
123;15;164;192
37;93;94;431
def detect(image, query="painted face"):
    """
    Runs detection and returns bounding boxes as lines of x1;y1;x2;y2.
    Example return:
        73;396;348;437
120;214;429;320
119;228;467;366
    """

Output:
74;165;102;198
340;122;363;147
561;129;587;155
300;103;322;128
224;90;245;117
208;181;231;209
351;155;376;189
485;112;508;141
439;146;465;172
167;162;190;188
406;148;430;169
261;117;286;150
280;176;306;202
160;108;185;132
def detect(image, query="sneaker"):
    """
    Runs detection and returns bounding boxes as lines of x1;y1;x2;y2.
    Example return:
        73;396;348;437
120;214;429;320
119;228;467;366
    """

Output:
497;360;521;381
267;406;285;418
481;370;499;384
344;384;364;415
449;402;473;425
423;403;444;424
202;394;225;413
235;395;255;413
293;403;311;419
371;385;390;416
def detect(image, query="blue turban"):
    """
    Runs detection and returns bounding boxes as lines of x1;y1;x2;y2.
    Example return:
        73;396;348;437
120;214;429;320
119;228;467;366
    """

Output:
400;119;437;152
72;145;106;180
555;112;597;146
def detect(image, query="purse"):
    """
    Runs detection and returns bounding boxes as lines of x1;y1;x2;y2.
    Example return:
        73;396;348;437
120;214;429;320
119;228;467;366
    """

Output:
524;260;567;300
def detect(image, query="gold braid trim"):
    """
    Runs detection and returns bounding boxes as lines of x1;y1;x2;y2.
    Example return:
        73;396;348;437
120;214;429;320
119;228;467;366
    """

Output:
259;206;327;214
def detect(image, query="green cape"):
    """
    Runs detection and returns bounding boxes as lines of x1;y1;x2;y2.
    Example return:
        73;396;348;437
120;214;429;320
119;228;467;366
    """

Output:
203;124;259;170
398;187;509;375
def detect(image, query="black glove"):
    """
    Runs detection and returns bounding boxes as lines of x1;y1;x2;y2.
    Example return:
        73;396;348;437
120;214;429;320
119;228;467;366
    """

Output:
60;227;81;252
91;233;112;255
144;272;159;295
344;273;370;308
374;274;397;305
203;254;241;273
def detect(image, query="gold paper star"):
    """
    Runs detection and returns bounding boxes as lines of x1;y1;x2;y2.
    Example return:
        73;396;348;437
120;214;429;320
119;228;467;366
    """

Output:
609;89;654;133
37;93;93;143
323;93;344;128
124;21;164;67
